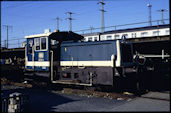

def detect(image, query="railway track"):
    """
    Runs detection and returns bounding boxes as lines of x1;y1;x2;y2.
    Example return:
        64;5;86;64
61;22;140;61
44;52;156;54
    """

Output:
1;77;136;100
2;77;169;102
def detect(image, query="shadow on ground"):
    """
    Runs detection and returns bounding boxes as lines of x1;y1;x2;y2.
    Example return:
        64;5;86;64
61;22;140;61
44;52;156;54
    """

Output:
1;87;78;112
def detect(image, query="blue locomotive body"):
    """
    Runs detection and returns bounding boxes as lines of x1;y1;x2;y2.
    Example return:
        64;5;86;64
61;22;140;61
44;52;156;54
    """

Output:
54;40;135;86
61;41;117;61
24;31;137;86
60;40;133;67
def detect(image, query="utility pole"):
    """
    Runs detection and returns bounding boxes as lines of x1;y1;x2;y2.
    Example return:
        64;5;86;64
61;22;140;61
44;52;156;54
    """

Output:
18;39;20;48
81;30;85;35
147;3;152;26
56;17;62;31
56;17;59;31
66;12;74;31
90;26;94;33
3;25;12;48
4;40;7;48
157;9;168;24
98;0;106;33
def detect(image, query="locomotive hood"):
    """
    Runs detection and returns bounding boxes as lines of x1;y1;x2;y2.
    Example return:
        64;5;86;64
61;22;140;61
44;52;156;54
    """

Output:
49;31;84;42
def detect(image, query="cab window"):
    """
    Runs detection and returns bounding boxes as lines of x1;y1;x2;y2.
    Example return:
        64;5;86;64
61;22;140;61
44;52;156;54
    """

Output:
34;37;47;51
35;38;40;50
41;38;46;50
28;40;33;54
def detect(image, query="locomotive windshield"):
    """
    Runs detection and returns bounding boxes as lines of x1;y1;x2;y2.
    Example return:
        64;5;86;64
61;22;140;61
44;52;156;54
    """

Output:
35;38;40;50
34;37;47;51
28;40;33;54
41;38;46;49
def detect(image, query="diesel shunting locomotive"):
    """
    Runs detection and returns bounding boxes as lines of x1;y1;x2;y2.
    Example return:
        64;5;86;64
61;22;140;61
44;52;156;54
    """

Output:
24;30;139;89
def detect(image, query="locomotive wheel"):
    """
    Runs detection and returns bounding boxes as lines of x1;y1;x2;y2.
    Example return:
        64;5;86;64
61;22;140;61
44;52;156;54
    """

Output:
135;76;147;96
135;82;141;96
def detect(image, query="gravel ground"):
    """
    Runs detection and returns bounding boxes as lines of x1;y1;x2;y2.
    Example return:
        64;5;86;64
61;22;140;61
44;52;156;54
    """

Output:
1;83;170;112
110;97;170;112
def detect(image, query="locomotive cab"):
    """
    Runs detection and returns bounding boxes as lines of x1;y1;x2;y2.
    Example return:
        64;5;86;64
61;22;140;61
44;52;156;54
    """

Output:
24;30;51;81
24;30;83;81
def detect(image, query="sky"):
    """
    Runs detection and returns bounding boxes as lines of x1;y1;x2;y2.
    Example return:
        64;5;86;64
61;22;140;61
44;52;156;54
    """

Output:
1;0;170;48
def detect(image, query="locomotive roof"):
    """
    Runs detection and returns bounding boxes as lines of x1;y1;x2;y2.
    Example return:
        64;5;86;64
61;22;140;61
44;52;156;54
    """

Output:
61;39;120;47
49;31;84;42
25;32;52;38
25;31;84;42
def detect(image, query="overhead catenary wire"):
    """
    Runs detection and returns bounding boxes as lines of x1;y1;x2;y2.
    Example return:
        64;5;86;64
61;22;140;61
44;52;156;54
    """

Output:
1;2;33;9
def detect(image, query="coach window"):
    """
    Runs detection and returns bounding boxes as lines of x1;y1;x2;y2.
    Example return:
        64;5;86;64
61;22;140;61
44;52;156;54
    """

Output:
101;35;105;40
41;37;46;50
153;31;160;36
107;35;112;40
88;37;92;41
122;34;128;38
114;35;120;39
94;37;98;41
141;32;148;37
165;30;170;35
35;38;40;50
132;33;137;38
